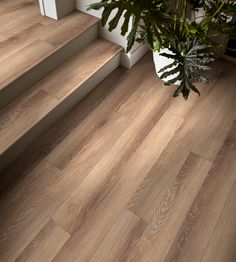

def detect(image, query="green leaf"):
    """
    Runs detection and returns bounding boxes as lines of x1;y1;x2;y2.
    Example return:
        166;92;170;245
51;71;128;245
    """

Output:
121;11;131;36
158;61;179;73
101;7;113;26
108;9;124;31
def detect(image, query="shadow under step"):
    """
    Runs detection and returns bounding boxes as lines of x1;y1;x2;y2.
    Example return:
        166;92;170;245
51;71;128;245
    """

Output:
0;38;122;172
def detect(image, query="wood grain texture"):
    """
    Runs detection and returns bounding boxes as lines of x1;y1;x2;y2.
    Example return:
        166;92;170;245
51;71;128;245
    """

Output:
15;220;70;262
0;1;98;92
127;62;236;222
0;39;121;155
46;54;164;169
0;40;54;90
90;209;147;262
0;161;70;262
0;89;58;154
52;111;183;262
126;153;212;262
201;179;236;262
41;38;122;101
163;119;236;262
0;54;235;262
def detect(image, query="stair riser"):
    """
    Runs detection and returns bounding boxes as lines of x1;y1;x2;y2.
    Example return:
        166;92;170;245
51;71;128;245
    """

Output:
0;53;121;177
0;24;98;109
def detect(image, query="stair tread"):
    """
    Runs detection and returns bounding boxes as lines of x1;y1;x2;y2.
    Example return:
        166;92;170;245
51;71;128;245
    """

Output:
0;11;98;91
0;38;122;155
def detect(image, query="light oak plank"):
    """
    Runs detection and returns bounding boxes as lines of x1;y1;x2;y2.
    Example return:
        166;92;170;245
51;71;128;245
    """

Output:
16;220;70;262
0;23;51;62
0;89;58;155
167;60;230;119
46;53;159;169
42;11;98;48
90;209;147;262
0;1;38;26
127;65;236;222
52;110;183;262
192;65;236;162
0;67;127;183
0;53;235;262
126;153;212;262
0;39;122;156
201;179;236;262
163;120;236;262
52;84;174;234
0;40;54;91
0;161;74;262
41;39;122;101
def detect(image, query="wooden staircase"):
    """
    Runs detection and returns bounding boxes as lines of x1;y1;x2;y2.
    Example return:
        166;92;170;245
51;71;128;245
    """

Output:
0;3;123;173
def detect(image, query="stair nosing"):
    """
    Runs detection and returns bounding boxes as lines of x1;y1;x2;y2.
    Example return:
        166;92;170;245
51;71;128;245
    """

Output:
0;39;122;155
0;12;99;92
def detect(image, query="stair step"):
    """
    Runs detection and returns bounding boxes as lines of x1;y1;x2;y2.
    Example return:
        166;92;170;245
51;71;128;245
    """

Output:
0;38;122;171
0;11;98;109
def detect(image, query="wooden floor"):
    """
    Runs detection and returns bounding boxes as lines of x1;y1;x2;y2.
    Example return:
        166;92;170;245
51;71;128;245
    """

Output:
0;0;97;91
0;53;236;262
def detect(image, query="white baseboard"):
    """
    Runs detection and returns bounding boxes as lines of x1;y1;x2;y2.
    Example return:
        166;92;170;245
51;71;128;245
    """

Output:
76;0;149;68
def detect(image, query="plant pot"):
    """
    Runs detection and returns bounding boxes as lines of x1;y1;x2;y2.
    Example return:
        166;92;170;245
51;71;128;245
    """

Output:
153;49;181;86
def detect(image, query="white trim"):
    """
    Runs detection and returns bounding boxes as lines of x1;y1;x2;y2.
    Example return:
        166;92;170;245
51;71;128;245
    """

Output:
39;0;75;20
43;0;58;20
38;0;46;16
76;0;148;68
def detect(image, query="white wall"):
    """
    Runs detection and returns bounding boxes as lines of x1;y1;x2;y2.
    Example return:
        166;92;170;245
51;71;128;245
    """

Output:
76;0;148;68
39;0;75;20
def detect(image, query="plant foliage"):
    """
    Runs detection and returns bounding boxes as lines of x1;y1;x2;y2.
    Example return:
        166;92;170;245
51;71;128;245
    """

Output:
89;0;236;99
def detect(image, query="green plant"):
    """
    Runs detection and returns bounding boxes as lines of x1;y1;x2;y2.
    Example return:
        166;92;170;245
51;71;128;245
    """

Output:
89;0;236;99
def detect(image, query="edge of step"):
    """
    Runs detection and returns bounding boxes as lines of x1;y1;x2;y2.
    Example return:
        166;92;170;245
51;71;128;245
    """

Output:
0;11;99;109
0;38;123;172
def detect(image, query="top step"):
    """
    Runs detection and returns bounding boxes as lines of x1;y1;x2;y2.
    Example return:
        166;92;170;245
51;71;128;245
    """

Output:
0;7;98;108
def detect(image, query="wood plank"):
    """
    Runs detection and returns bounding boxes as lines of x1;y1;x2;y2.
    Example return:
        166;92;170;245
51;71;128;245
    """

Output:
0;89;58;155
90;209;147;262
163;120;236;262
0;161;75;262
0;12;41;41
0;23;51;62
0;53;235;262
0;39;122;156
126;153;212;261
0;40;54;91
201;179;236;262
16;220;70;262
46;53;159;169
42;11;98;48
167;60;230;119
52;110;183;262
0;67;127;184
0;1;38;27
41;39;122;101
192;64;236;162
127;64;236;222
52;85;174;233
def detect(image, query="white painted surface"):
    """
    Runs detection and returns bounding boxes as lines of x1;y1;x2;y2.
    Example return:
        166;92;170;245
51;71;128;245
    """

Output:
38;0;45;16
39;0;75;20
76;0;148;68
153;49;181;86
42;0;58;19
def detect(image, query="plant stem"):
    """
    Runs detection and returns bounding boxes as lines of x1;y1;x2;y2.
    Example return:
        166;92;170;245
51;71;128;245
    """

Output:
201;0;226;30
180;0;188;38
174;0;180;31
